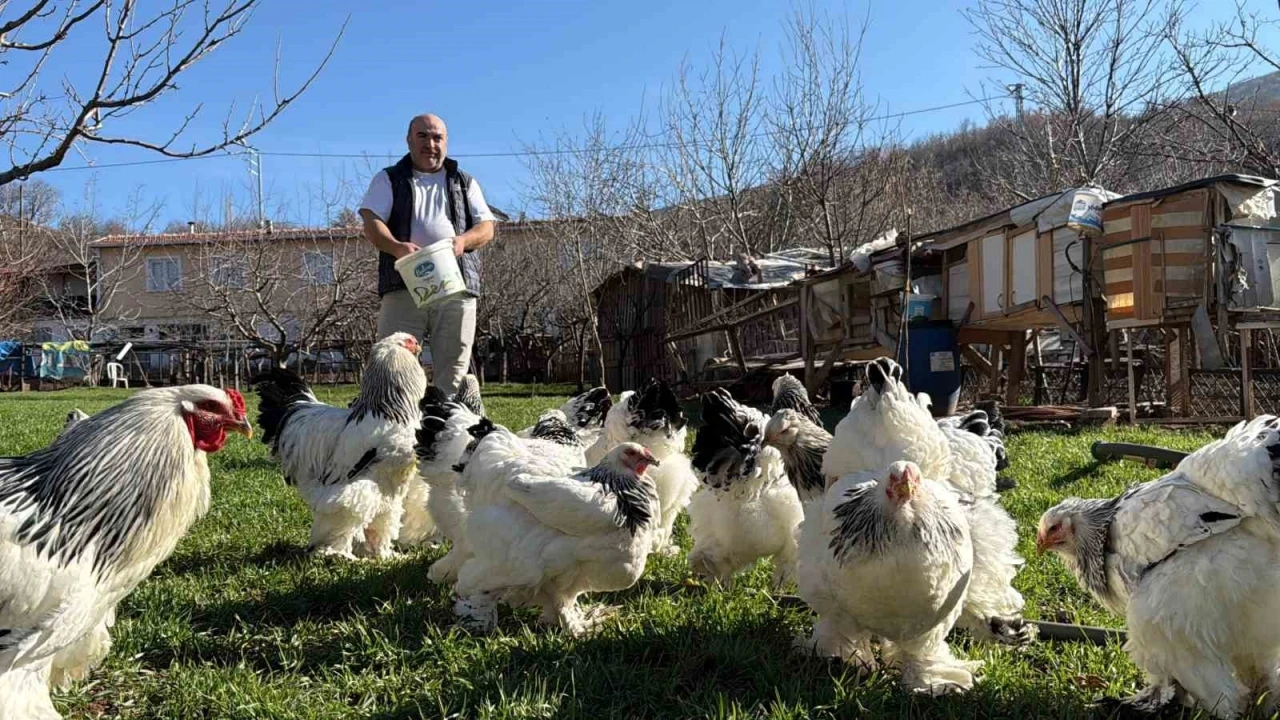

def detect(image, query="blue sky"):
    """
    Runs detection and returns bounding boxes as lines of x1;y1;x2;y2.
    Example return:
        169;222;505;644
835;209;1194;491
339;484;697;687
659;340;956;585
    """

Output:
20;0;1270;228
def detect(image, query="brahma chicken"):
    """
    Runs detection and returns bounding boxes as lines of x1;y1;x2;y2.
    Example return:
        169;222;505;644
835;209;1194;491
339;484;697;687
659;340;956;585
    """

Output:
1038;415;1280;718
519;386;613;448
823;357;1032;646
419;400;588;585
763;409;831;507
253;332;427;559
451;423;659;636
585;379;694;555
398;376;487;549
687;388;802;589
797;460;981;695
770;372;822;425
0;385;252;719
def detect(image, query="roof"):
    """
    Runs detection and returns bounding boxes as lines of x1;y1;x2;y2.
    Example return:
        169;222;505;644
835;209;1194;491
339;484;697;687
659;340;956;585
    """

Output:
1105;174;1278;206
601;248;830;293
90;226;365;248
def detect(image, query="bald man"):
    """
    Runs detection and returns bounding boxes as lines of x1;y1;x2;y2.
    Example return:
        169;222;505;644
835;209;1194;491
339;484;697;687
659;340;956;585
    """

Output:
358;114;496;395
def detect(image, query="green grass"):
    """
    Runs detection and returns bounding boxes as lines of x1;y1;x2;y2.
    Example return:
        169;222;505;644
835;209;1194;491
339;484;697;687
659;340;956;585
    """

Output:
0;386;1234;718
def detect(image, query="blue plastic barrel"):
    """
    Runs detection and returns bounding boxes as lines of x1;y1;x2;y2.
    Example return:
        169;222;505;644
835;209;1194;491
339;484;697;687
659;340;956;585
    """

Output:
895;321;961;417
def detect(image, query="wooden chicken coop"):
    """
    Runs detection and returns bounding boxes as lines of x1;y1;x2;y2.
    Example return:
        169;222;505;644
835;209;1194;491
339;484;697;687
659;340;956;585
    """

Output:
1097;174;1280;421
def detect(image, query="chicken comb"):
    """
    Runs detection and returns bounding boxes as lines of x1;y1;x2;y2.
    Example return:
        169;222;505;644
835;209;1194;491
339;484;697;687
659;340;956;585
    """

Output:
226;388;247;418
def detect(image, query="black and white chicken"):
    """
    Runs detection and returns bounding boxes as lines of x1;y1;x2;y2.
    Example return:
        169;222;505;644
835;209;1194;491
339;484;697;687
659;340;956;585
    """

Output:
687;388;802;589
519;386;613;448
452;421;660;636
0;386;252;719
418;395;588;585
254;332;427;559
399;376;487;549
823;357;1031;646
1038;415;1280;718
585;379;694;555
797;460;982;695
771;372;822;425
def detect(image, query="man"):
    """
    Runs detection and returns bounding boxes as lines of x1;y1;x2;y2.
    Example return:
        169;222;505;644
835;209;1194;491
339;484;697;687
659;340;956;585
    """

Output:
359;113;496;395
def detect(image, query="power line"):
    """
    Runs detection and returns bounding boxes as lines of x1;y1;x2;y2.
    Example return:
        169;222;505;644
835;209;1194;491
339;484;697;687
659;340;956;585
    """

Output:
25;95;1003;173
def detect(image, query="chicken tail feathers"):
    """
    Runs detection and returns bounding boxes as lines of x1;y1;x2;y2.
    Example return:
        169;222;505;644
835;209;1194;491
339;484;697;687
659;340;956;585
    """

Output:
251;366;319;449
691;388;761;479
568;386;613;429
771;373;821;424
455;375;486;417
632;378;687;433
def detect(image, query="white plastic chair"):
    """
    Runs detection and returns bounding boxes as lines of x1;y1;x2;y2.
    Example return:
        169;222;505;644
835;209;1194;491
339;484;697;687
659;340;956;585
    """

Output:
107;362;128;388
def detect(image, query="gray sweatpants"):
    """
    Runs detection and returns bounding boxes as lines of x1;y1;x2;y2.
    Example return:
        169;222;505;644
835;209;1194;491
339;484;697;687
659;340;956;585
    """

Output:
376;289;477;396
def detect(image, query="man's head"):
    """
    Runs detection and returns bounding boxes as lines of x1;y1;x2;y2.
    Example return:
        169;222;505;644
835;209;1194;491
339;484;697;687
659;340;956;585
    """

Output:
406;114;447;173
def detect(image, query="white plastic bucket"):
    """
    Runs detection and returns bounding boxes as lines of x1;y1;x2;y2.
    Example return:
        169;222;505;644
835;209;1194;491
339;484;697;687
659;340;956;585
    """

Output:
1066;188;1105;237
394;239;467;308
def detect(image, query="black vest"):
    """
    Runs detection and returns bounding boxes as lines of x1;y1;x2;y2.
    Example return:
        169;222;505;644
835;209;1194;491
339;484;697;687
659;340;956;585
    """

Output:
377;154;482;297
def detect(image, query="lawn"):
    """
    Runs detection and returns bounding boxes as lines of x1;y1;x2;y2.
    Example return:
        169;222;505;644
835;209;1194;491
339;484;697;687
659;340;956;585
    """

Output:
0;385;1229;719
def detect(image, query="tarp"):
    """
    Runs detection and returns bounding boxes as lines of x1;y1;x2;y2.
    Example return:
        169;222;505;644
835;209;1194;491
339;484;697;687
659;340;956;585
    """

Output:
39;340;90;381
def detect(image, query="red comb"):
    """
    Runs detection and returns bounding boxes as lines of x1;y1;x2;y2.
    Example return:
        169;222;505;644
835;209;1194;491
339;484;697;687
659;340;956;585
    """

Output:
226;388;246;418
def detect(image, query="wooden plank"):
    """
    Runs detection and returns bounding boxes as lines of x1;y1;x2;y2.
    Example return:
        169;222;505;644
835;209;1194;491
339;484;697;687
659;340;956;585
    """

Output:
802;286;815;387
1041;294;1092;355
1007;330;1026;406
806;341;844;396
957;327;1017;346
727;327;748;376
1242;328;1255;419
962;345;993;375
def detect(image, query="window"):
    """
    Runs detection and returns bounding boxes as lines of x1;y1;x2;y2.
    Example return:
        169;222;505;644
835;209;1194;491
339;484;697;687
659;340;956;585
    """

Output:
209;256;245;289
303;251;335;285
146;257;182;292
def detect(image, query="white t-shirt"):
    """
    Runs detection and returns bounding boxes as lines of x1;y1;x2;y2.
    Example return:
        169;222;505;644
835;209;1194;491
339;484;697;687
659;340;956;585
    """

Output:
359;167;496;247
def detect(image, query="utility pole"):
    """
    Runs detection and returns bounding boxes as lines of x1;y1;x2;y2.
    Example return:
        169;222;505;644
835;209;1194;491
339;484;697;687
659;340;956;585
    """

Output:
241;145;265;229
1007;83;1025;121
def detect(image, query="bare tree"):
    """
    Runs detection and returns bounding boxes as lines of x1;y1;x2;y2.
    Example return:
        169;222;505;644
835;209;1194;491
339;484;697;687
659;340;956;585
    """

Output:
963;0;1174;198
37;180;157;343
175;228;376;366
768;5;909;265
0;178;59;224
0;1;346;186
1162;0;1280;177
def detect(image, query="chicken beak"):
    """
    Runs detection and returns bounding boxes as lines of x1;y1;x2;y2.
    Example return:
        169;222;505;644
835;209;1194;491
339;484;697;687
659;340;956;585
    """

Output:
645;453;660;468
1034;532;1048;555
229;417;254;440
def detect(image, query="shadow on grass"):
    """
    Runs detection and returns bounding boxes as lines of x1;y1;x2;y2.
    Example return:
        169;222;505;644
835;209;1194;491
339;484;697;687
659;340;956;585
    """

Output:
1051;460;1106;489
360;609;1106;720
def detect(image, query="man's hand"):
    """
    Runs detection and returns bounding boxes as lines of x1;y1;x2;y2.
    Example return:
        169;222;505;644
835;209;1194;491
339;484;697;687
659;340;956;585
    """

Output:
453;236;467;258
392;241;421;259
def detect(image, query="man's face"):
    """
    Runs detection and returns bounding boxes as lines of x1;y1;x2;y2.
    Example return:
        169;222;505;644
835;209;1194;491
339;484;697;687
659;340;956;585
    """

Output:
407;116;447;172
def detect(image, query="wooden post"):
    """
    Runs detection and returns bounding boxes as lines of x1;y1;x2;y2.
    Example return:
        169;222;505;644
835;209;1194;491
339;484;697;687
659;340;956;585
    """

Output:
801;286;815;388
990;345;1004;397
1167;327;1189;416
1125;329;1138;424
1006;331;1026;406
1242;328;1255;419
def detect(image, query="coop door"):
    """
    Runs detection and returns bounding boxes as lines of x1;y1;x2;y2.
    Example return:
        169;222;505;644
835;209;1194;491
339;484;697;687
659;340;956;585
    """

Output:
981;232;1005;317
1009;229;1037;308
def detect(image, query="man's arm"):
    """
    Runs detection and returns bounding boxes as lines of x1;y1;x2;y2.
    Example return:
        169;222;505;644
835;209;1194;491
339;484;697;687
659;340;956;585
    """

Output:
452;220;495;257
359;209;419;259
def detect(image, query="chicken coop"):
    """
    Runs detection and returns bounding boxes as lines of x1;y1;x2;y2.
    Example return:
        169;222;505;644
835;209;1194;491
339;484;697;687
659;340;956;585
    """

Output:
595;251;824;396
1097;174;1280;421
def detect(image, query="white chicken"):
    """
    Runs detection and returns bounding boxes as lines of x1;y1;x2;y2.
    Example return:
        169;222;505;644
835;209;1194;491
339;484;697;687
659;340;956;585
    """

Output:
398;376;487;549
419;402;588;585
797;460;981;695
451;423;660;636
585;379;694;555
1038;415;1280;718
0;385;252;719
686;388;803;589
253;332;427;559
823;357;1032;646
